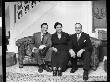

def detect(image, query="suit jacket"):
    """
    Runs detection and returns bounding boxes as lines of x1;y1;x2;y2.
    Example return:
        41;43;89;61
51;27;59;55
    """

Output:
68;32;93;53
32;32;52;48
51;32;70;51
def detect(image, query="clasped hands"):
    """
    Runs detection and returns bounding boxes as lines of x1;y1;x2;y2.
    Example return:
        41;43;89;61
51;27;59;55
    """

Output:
69;49;85;58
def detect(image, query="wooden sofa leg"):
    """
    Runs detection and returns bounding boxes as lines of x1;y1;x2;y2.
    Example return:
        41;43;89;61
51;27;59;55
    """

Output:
18;54;24;68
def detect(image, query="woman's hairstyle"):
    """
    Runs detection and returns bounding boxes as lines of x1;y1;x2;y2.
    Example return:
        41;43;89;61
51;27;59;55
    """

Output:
41;23;48;28
54;22;62;29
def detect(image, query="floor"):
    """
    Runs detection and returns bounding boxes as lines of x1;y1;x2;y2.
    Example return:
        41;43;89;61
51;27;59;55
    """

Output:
6;60;107;82
0;55;2;75
0;46;2;82
0;46;2;56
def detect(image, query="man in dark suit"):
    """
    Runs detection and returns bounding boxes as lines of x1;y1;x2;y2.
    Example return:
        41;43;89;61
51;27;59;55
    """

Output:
32;23;53;73
68;23;93;80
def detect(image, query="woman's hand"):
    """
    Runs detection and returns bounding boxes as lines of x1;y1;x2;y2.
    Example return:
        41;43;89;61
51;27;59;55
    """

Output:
52;47;58;52
69;49;76;58
32;47;39;53
39;45;46;50
32;47;37;52
77;49;85;57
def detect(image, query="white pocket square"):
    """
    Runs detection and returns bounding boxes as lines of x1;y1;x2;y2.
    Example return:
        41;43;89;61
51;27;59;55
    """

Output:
84;40;86;42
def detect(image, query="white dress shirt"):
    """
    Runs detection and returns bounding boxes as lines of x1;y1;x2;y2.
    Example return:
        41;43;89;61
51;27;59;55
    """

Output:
57;33;61;39
41;32;44;41
77;33;81;40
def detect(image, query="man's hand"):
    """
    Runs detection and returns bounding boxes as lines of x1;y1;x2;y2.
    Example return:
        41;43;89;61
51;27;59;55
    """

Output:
103;56;107;62
39;45;46;50
32;47;39;53
69;49;76;58
77;49;85;57
52;47;58;52
32;47;37;52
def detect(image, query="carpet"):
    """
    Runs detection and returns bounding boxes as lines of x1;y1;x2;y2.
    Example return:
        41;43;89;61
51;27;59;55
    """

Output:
6;62;107;82
0;75;3;82
0;53;2;82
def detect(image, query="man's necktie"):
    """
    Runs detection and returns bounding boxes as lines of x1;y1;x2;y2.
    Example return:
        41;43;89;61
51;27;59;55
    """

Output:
77;34;80;41
41;34;45;44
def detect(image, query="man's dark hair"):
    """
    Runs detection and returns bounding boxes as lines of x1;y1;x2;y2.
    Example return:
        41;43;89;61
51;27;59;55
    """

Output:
41;23;48;28
75;23;82;29
54;22;62;29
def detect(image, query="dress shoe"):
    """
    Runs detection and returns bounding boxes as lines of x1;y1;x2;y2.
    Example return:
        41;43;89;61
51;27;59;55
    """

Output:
38;66;43;73
53;70;57;76
58;70;62;76
44;65;52;72
70;68;78;73
83;70;89;80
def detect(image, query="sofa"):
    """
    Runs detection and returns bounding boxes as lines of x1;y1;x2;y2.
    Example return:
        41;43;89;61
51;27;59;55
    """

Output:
16;36;101;70
16;36;36;68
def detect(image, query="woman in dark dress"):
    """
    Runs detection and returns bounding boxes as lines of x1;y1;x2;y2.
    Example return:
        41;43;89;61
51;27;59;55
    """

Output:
51;22;70;76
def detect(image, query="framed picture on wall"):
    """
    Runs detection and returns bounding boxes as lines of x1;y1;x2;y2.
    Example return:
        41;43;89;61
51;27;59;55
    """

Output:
92;0;107;32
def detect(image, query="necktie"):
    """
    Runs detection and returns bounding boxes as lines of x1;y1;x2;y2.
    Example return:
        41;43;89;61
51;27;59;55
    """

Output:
77;34;80;41
41;34;45;44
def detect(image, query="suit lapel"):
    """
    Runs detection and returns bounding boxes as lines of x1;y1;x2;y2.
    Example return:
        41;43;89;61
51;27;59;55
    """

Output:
73;33;79;48
77;32;84;46
54;32;59;40
75;33;77;42
61;32;64;39
34;32;41;47
38;32;41;44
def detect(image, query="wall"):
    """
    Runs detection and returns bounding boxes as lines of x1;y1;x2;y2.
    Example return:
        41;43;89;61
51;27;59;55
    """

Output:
7;1;97;53
5;5;10;36
0;0;1;57
13;1;95;40
0;27;2;46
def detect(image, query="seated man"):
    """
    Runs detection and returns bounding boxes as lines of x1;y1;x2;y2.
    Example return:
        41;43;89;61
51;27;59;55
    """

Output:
32;23;53;73
68;23;93;80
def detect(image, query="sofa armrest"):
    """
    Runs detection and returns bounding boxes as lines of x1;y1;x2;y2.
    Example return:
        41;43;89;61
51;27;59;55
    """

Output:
16;36;34;47
16;36;35;68
90;37;101;48
90;37;102;70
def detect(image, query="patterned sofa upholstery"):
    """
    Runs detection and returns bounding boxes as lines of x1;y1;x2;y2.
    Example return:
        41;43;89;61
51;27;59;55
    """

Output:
16;36;101;70
90;37;101;70
16;36;36;68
